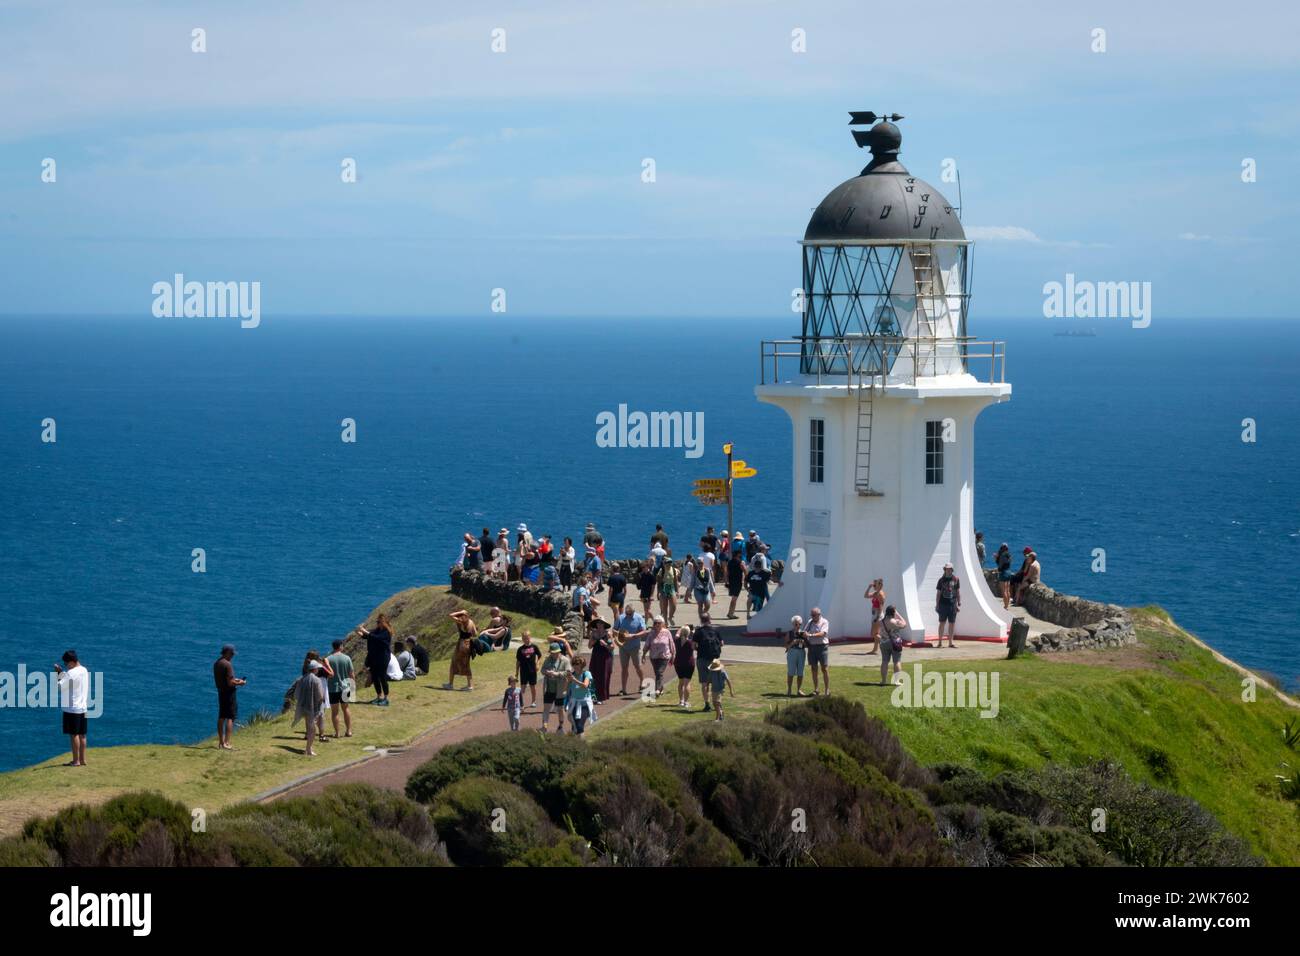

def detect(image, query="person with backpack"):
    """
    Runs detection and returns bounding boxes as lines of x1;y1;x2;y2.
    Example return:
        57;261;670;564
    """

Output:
692;554;714;614
356;613;395;706
880;605;908;686
326;639;355;738
935;563;961;648
446;610;476;691
746;559;771;616
692;612;724;712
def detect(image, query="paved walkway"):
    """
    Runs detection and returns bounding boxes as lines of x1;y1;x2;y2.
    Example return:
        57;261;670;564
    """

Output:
265;683;657;801
648;589;1051;666
266;588;1047;801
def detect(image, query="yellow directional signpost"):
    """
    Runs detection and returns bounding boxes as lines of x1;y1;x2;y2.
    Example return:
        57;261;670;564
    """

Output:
696;444;759;529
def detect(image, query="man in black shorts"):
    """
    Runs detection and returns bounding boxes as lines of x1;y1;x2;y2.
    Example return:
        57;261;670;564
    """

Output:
514;630;543;709
692;612;724;712
213;644;246;750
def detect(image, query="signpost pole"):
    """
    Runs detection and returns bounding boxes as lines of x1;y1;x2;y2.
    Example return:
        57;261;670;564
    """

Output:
725;442;734;542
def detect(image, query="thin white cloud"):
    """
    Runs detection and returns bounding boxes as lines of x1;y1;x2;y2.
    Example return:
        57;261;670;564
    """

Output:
966;226;1043;243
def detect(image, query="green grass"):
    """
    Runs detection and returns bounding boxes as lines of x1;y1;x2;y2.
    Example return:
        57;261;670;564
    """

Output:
0;588;554;836
589;610;1300;865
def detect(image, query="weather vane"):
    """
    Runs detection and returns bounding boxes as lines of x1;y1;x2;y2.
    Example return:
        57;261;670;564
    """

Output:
848;111;904;148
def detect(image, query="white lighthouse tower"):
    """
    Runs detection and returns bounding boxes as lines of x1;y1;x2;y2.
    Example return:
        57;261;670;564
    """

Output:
749;112;1011;646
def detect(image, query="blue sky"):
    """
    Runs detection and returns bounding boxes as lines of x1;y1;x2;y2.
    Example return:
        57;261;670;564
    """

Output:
1;0;1297;319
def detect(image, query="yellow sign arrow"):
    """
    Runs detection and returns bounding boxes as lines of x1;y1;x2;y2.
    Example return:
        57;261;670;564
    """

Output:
730;459;747;470
731;466;757;479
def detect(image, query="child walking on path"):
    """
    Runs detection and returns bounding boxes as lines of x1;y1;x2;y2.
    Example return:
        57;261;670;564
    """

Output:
501;676;523;731
706;659;734;721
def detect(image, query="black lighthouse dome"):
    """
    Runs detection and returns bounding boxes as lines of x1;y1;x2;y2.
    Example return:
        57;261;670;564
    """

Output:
804;117;964;243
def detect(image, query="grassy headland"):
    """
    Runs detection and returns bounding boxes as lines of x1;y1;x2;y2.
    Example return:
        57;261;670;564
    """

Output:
1;590;1296;864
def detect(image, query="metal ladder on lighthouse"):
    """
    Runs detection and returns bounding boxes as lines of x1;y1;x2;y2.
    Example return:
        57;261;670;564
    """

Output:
910;244;942;377
854;360;883;497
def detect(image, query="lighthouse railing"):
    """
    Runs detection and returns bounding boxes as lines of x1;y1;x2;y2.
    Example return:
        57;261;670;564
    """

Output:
760;336;1005;386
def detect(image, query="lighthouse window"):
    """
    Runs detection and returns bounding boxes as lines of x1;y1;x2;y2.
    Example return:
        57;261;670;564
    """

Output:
925;420;944;485
809;418;825;483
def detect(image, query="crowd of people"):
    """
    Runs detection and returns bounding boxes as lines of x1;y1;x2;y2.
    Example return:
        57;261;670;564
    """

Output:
454;521;781;623
191;522;1045;760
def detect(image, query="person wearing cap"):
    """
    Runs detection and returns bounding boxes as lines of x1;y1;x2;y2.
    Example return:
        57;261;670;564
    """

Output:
404;635;429;676
540;641;572;733
805;607;831;695
995;543;1013;608
641;615;676;697
615;604;648;696
936;563;961;648
55;650;91;766
291;657;327;756
706;658;734;722
492;528;511;580
212;644;245;751
587;621;616;702
1016;551;1041;606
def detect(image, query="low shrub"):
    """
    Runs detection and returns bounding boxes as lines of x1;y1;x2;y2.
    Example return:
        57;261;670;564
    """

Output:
213;783;448;867
1034;762;1260;867
558;756;742;866
935;803;1113;867
406;731;587;813
22;791;196;866
0;836;60;867
429;776;568;866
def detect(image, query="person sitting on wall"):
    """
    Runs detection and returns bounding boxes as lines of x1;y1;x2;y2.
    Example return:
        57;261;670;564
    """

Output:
1009;546;1033;604
1015;551;1042;606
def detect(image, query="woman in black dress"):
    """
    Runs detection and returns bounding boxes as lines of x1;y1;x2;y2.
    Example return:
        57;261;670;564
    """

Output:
356;612;394;706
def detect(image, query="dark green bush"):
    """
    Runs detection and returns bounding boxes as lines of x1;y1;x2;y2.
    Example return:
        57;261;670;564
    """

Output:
935;803;1113;867
558;756;742;866
767;695;934;791
22;791;195;866
0;836;60;867
430;776;567;866
213;783;447;867
406;732;587;814
605;722;948;867
1033;762;1260;867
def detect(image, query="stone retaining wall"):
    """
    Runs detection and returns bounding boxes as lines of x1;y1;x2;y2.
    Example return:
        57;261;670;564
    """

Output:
982;569;1136;653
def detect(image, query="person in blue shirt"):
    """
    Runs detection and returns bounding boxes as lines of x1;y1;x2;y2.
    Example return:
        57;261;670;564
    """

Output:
615;606;648;696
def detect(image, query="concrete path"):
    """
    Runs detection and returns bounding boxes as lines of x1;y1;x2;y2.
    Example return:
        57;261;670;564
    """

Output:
644;587;1050;666
265;683;660;801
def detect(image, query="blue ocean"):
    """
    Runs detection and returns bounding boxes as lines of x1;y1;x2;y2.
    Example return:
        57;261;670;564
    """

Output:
1;315;1297;771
